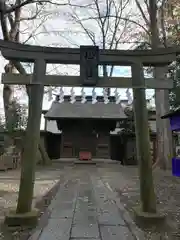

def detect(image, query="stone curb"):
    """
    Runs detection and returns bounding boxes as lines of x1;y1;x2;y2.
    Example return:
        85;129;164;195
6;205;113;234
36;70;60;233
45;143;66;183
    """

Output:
28;177;68;240
114;199;145;239
100;179;145;239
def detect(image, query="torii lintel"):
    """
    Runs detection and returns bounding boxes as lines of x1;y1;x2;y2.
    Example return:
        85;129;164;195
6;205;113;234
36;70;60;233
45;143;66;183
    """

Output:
0;39;179;66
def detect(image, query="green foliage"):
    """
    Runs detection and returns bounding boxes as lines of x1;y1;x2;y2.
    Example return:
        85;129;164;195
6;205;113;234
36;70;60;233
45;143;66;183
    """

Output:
121;106;135;134
12;100;28;130
121;106;153;134
0;100;27;153
169;62;180;110
135;42;151;50
1;99;28;133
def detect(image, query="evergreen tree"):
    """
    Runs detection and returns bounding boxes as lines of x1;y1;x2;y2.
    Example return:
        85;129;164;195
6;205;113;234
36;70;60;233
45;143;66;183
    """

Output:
169;62;180;110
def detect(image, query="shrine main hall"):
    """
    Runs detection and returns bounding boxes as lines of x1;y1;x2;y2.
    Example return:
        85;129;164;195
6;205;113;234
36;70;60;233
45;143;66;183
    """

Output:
42;94;128;160
42;94;157;163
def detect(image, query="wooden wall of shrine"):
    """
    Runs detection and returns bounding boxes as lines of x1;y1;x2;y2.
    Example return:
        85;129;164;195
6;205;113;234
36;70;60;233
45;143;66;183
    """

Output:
56;118;116;159
60;130;110;158
44;129;174;164
44;118;173;164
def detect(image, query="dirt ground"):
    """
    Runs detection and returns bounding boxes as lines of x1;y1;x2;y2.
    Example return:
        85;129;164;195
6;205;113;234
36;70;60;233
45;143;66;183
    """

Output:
0;164;180;239
0;165;65;239
97;165;180;239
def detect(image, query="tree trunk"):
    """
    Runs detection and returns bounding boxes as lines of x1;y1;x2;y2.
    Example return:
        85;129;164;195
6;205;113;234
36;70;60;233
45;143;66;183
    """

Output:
1;9;50;165
39;138;51;165
25;86;51;166
149;0;173;169
3;85;13;129
3;66;50;165
3;63;17;148
154;84;173;169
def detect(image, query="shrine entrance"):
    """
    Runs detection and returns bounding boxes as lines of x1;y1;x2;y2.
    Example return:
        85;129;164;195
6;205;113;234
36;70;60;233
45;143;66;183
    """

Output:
74;123;97;158
0;39;179;217
52;117;117;160
60;120;97;159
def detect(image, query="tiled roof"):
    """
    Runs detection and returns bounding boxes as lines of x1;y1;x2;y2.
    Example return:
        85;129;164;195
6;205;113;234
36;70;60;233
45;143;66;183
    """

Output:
44;101;127;120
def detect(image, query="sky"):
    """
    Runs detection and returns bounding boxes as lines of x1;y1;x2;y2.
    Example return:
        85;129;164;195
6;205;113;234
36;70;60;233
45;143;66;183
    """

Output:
0;0;155;129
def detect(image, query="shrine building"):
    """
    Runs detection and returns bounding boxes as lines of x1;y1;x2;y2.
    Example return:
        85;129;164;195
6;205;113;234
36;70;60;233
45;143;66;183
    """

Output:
43;95;127;160
42;95;157;164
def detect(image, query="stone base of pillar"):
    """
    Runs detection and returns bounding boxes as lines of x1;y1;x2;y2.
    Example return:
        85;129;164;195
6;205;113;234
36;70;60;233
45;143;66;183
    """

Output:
133;205;166;227
4;208;39;227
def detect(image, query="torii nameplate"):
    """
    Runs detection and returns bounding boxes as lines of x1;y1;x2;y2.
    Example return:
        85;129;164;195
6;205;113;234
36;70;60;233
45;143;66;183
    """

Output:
80;46;99;86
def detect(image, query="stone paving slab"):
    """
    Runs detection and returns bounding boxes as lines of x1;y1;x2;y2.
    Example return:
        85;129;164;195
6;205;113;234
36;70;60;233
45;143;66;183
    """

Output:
50;200;75;218
38;218;72;240
100;225;134;240
73;211;97;224
71;177;100;239
71;239;101;240
97;211;126;226
50;207;74;219
71;223;100;238
92;177;126;227
29;166;138;240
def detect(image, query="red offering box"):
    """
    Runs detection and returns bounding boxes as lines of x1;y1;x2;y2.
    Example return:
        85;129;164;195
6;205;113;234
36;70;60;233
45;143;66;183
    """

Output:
79;151;92;161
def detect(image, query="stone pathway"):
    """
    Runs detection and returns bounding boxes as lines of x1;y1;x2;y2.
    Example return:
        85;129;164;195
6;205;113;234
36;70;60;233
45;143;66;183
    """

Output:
29;166;137;240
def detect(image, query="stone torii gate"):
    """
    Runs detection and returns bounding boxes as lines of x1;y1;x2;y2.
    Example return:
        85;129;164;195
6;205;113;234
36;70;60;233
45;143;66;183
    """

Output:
0;40;178;226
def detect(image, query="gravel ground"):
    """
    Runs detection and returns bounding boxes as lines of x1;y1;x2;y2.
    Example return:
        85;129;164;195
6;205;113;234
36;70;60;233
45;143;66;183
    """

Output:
97;165;180;239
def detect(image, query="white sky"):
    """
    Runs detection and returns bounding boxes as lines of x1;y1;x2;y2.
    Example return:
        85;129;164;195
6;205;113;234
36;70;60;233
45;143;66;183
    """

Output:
0;0;154;129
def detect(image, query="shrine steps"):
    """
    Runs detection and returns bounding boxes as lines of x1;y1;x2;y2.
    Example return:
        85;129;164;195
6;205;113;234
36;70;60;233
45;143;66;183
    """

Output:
74;160;96;165
52;158;121;165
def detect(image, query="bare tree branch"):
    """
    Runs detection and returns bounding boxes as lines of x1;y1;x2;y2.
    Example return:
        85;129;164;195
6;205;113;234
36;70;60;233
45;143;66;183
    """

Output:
159;0;167;47
0;0;95;14
134;0;149;27
0;1;9;40
75;15;149;35
70;9;96;45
